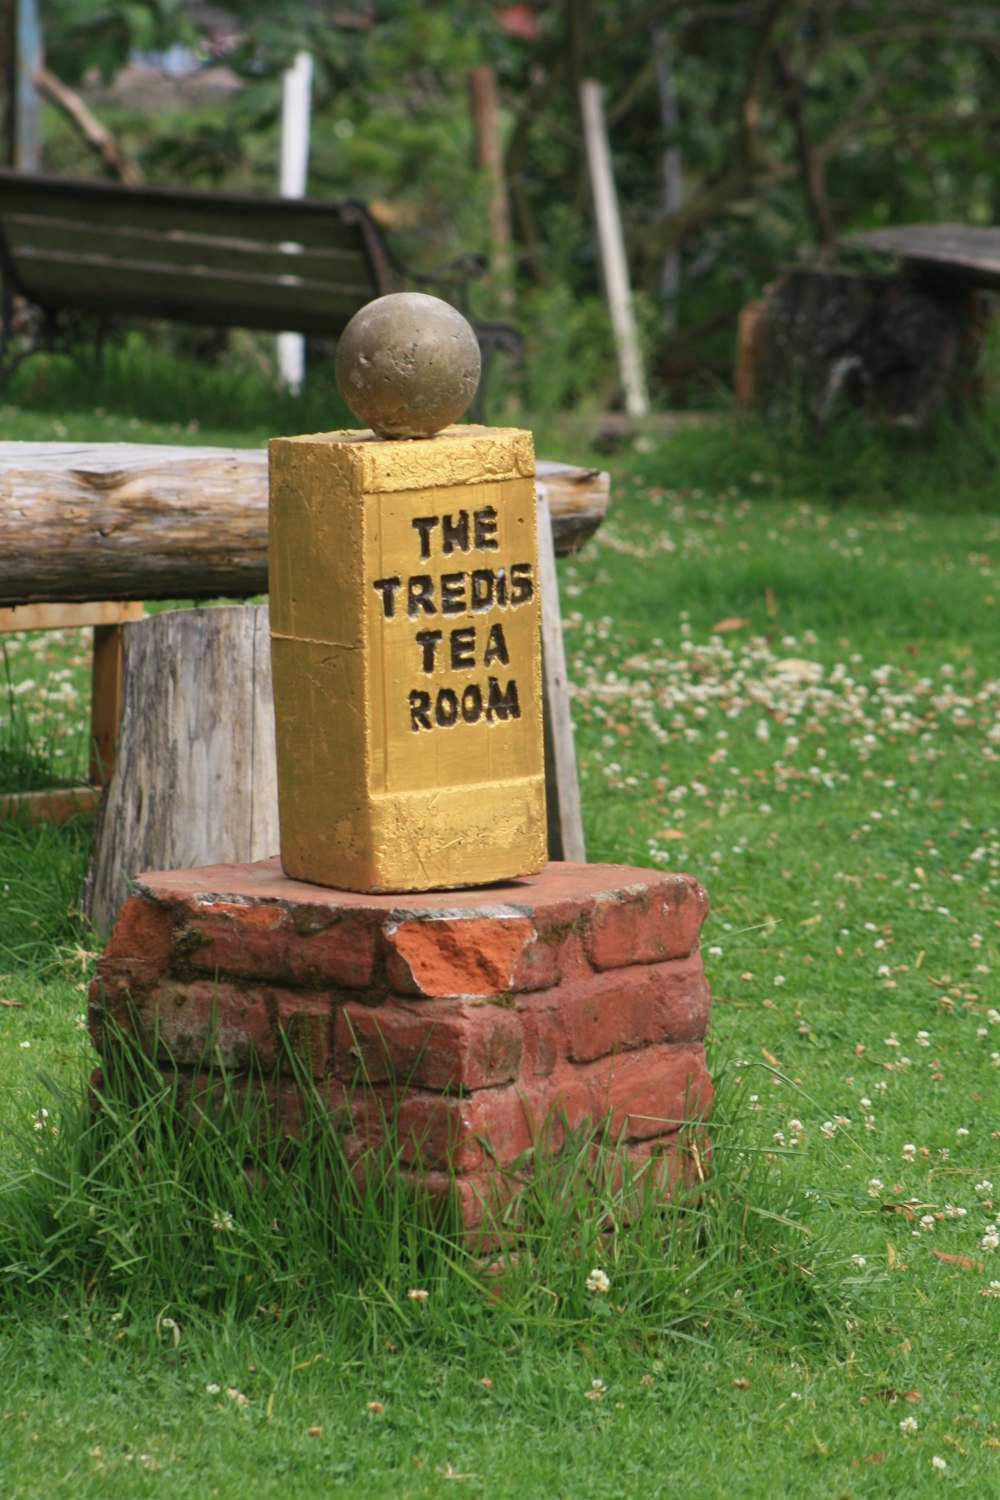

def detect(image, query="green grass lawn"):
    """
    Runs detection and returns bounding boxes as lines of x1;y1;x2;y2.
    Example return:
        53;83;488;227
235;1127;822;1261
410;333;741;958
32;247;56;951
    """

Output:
1;362;998;1497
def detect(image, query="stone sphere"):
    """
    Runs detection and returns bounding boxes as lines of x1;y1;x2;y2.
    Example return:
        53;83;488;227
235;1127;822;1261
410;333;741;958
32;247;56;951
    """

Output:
335;292;482;439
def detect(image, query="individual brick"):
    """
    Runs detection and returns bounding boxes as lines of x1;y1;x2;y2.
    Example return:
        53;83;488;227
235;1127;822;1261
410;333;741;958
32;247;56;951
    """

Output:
583;1042;712;1142
348;1072;593;1172
583;875;709;970
178;900;378;988
334;999;523;1090
383;912;538;998
101;895;175;968
560;954;711;1063
90;973;332;1077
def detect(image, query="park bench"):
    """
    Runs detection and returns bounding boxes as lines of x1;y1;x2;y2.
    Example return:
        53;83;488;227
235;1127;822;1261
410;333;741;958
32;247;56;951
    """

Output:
0;170;520;401
0;441;610;933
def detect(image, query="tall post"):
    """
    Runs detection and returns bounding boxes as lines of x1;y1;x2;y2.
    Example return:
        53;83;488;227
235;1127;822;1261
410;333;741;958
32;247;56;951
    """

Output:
653;27;683;330
14;0;40;170
579;78;649;421
277;48;313;395
469;63;513;301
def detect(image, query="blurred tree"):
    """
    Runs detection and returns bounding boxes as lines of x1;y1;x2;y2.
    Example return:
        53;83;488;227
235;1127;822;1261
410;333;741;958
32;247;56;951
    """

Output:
29;0;1000;402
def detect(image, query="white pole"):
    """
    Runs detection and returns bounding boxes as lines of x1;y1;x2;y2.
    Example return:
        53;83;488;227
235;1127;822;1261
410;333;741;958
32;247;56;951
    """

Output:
579;78;649;420
277;50;314;395
15;0;42;170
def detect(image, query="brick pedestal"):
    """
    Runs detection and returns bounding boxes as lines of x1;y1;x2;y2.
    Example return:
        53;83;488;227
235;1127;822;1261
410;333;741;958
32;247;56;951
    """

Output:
90;859;712;1236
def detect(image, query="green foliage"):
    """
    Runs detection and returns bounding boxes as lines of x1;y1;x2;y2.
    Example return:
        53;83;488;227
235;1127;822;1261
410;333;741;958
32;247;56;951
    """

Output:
34;1;1000;408
41;0;197;84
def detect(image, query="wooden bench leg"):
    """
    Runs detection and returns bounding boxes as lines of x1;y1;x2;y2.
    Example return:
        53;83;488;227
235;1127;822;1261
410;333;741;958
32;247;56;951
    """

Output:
536;493;585;863
90;622;124;784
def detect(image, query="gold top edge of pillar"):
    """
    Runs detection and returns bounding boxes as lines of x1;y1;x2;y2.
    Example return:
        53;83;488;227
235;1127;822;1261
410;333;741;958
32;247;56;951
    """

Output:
268;425;535;493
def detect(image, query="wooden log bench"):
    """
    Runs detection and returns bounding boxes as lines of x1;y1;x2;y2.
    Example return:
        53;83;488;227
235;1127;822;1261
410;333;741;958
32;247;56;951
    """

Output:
0;170;520;405
0;441;610;932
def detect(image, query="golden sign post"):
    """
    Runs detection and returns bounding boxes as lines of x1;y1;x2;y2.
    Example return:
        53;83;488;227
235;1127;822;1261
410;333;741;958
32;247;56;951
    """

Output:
268;294;547;892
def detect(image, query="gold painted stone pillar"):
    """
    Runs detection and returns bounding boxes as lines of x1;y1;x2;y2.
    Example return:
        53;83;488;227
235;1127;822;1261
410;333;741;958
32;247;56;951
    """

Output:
268;422;547;892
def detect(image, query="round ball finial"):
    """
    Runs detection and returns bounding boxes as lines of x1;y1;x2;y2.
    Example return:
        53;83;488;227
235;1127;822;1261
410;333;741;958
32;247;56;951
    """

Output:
335;292;482;439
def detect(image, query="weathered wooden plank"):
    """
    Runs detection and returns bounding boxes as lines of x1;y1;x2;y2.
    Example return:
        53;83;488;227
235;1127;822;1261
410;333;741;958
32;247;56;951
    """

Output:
840;224;1000;291
0;443;610;605
0;170;390;252
83;605;279;936
537;493;585;863
7;216;377;283
0;786;99;824
0;600;142;632
16;255;378;335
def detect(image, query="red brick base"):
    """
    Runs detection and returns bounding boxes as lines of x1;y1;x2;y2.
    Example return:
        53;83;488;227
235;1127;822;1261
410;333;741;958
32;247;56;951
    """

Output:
90;858;713;1236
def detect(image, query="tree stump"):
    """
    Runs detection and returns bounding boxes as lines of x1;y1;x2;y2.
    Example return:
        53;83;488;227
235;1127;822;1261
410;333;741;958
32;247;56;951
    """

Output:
735;266;988;429
84;606;279;936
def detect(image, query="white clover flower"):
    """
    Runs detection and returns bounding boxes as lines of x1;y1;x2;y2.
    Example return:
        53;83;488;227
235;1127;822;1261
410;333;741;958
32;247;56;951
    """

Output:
919;1214;936;1232
211;1210;235;1233
585;1268;610;1295
407;1287;430;1302
850;1255;867;1268
981;1229;999;1253
931;1456;947;1472
899;1415;918;1435
915;1030;931;1047
820;1121;836;1138
206;1383;221;1395
975;1181;993;1196
902;1143;917;1162
868;1178;884;1197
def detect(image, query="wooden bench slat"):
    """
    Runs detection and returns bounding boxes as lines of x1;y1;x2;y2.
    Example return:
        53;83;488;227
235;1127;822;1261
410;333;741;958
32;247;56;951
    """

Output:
16;252;383;334
4;212;380;267
7;222;383;302
0;172;389;252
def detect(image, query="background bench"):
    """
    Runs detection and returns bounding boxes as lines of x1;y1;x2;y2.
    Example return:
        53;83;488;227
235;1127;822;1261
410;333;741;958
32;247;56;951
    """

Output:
0;170;519;401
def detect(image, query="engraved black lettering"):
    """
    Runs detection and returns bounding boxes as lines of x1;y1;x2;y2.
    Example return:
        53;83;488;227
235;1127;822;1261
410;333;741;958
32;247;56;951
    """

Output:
415;629;442;673
372;576;401;619
409;689;432;731
461;684;483;723
474;506;499;550
435;688;459;727
441;511;469;554
412;516;439;559
470;569;494;611
495;568;508;607
483;622;509;668
510;562;534;605
450;627;476;669
487;677;521;722
440;572;467;615
407;575;436;617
